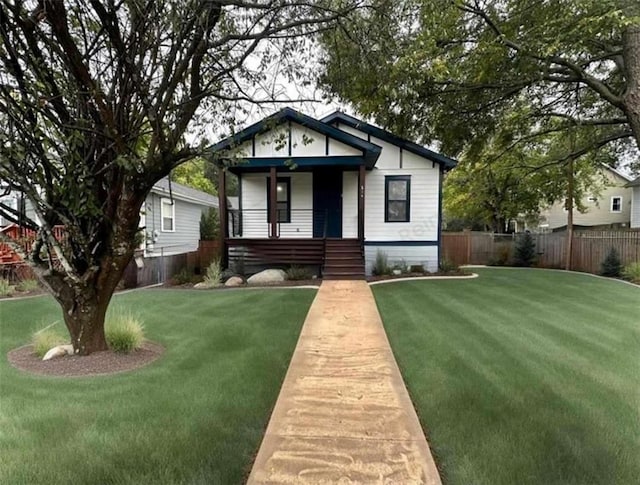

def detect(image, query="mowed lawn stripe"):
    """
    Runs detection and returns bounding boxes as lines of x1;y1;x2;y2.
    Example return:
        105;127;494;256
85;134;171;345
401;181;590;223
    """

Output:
0;288;316;485
372;268;640;485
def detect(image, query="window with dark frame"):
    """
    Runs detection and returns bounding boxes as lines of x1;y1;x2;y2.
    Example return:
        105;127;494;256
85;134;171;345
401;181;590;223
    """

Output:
267;177;291;223
385;175;411;222
611;196;622;213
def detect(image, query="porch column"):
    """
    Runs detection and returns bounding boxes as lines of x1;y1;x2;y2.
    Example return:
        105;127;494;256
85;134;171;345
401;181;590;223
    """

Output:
269;166;278;238
358;164;366;242
217;164;228;268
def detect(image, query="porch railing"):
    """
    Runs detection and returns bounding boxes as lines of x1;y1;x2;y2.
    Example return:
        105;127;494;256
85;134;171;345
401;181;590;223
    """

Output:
227;209;331;239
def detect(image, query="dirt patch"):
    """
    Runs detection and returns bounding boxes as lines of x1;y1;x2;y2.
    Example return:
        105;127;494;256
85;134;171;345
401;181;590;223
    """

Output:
7;341;164;378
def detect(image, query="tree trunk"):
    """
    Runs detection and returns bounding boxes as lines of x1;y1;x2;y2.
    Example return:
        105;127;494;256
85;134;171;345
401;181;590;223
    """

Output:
565;157;575;271
61;292;110;355
623;23;640;149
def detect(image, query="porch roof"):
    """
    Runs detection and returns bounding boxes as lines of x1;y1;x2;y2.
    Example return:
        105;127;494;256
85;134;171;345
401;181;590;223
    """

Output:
207;107;382;171
321;111;458;170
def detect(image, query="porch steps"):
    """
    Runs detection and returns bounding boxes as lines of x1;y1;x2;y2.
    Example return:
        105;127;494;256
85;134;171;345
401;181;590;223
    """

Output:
323;239;365;280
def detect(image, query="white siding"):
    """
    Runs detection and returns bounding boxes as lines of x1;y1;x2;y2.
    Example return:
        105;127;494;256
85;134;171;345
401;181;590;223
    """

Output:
631;187;640;229
254;126;289;157
334;123;368;140
328;138;361;156
240;172;313;238
364;167;440;242
290;123;326;157
342;171;358;238
364;245;438;275
370;136;401;169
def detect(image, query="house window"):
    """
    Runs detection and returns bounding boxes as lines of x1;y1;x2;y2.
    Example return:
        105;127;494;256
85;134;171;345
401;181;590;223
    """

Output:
161;198;175;231
266;177;291;223
385;175;411;222
611;196;622;213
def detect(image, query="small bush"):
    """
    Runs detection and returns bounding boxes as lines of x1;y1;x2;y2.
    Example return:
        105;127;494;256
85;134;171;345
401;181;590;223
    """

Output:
32;327;67;358
409;264;425;273
513;233;536;267
203;258;222;288
200;207;220;240
171;268;196;285
16;278;39;292
106;311;145;353
372;250;391;276
392;259;409;274
622;261;640;284
439;259;459;273
286;265;313;280
601;247;622;277
0;278;15;297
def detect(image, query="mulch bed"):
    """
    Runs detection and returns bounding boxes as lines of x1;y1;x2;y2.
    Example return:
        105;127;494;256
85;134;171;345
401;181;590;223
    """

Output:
367;271;472;282
7;341;165;378
164;279;321;290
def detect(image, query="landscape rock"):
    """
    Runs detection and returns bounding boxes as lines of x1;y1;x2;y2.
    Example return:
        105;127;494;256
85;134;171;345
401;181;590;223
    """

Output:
225;276;244;287
42;344;74;361
247;269;286;284
193;282;208;289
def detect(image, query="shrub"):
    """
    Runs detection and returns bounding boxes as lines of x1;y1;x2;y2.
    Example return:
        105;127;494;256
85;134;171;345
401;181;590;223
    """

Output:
203;258;222;288
106;311;145;353
16;278;39;292
622;261;640;284
171;268;196;285
286;265;313;280
0;278;15;297
200;207;219;240
439;259;459;273
601;247;622;277
32;327;67;358
409;264;425;273
372;250;391;276
512;233;536;267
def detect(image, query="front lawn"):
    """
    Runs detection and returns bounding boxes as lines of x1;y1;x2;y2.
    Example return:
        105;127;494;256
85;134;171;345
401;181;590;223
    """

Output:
373;268;640;485
0;288;316;485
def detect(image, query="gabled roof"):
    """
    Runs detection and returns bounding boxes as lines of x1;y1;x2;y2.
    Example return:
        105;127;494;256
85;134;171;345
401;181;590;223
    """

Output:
152;177;217;207
208;107;382;168
321;111;457;170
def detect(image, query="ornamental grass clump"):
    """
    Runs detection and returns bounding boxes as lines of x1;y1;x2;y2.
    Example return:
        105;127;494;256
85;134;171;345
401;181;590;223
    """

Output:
32;327;67;358
622;261;640;284
0;278;14;297
203;258;223;288
372;250;391;276
16;278;39;292
286;265;313;280
106;311;145;353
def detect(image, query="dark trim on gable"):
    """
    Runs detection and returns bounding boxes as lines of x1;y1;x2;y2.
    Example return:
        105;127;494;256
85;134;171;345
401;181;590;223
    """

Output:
321;111;457;170
227;156;367;173
209;107;382;167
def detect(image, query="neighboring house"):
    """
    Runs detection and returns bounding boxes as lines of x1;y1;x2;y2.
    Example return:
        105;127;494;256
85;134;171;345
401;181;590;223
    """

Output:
210;107;456;277
0;184;39;227
531;165;633;232
627;175;640;229
142;177;218;257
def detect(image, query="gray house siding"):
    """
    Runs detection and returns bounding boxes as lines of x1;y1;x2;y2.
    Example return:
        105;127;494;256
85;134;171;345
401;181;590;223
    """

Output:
144;192;213;256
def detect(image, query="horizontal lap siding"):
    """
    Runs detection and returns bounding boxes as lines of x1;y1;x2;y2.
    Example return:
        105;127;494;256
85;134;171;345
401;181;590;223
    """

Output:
241;172;313;238
632;187;640;229
364;245;438;275
146;193;206;256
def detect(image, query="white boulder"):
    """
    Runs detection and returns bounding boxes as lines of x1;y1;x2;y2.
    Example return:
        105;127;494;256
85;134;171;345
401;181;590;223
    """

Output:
42;344;74;361
225;276;244;287
247;269;286;284
193;282;208;289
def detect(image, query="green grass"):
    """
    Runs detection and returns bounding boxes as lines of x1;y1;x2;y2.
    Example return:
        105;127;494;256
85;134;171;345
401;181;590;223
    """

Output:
372;268;640;485
0;287;316;485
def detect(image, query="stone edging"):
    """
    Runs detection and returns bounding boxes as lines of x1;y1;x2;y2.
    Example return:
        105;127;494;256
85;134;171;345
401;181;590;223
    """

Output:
368;273;479;286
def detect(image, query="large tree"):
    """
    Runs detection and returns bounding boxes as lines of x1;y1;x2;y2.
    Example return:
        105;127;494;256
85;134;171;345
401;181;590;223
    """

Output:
0;0;359;355
319;0;640;162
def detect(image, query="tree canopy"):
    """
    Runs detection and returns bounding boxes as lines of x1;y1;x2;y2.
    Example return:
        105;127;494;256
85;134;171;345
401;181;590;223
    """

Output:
0;0;362;354
320;0;640;165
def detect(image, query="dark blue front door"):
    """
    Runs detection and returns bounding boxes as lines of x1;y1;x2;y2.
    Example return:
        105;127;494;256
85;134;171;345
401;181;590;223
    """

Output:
313;169;342;238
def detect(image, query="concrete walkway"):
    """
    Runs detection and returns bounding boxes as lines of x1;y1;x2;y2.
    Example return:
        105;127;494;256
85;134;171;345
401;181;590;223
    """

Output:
247;280;442;484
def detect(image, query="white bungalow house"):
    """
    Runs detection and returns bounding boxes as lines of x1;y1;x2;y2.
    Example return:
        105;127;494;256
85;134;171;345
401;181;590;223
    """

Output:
210;108;456;278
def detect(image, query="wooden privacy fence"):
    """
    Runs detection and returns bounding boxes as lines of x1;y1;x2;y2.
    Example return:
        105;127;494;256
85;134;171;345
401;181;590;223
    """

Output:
442;231;640;274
